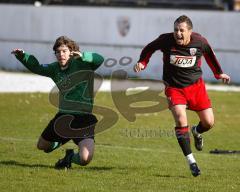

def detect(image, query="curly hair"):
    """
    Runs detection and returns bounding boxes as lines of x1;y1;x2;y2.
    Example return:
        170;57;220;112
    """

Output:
53;36;80;53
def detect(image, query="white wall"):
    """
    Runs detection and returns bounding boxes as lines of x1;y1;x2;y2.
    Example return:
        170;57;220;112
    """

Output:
0;4;239;83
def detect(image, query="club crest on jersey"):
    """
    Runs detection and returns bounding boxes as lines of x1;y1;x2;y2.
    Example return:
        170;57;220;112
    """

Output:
189;48;197;56
117;16;130;37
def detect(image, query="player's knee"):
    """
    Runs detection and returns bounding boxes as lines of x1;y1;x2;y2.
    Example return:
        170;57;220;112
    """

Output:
36;142;45;151
207;121;214;130
80;154;93;166
36;142;50;153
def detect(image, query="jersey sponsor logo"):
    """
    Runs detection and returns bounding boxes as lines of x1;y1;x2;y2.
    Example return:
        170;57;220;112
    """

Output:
170;55;196;68
190;48;197;56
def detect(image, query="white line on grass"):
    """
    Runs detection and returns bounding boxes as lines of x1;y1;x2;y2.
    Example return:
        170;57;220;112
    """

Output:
0;136;229;157
0;136;36;142
0;136;175;154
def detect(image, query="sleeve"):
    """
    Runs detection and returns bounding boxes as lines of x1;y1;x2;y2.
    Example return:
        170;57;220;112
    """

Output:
79;52;104;71
16;53;54;77
138;35;164;69
202;38;223;79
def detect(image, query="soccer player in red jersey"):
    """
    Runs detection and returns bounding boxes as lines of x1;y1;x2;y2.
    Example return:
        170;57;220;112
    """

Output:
134;15;230;177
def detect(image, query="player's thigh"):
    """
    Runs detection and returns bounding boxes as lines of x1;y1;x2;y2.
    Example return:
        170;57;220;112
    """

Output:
78;138;95;160
37;136;52;150
196;108;214;128
170;104;188;127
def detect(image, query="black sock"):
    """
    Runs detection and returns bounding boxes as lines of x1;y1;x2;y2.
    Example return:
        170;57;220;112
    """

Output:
196;122;209;134
175;126;192;156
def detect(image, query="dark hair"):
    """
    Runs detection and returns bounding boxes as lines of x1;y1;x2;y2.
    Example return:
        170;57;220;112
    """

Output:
53;36;80;53
174;15;193;30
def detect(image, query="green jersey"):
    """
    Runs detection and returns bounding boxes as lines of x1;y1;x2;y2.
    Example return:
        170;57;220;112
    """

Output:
16;52;104;114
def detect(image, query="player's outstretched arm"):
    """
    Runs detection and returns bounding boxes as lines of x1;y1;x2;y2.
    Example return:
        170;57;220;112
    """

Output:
11;48;54;77
134;62;145;73
219;73;231;84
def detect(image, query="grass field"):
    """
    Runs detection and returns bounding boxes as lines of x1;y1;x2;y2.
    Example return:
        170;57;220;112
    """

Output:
0;91;240;192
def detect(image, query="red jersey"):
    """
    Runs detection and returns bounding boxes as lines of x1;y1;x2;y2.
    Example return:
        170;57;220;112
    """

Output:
138;32;223;88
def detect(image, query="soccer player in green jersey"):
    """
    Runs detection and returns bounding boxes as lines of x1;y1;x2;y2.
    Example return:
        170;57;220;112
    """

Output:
12;36;104;169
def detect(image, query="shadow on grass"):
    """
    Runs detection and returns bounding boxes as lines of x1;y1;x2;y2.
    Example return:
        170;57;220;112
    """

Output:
81;166;115;171
0;160;53;169
0;160;115;172
154;174;188;179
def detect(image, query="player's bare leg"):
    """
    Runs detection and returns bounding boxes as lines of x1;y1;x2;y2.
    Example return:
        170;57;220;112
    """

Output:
171;105;188;127
197;108;214;130
77;138;95;165
171;105;200;177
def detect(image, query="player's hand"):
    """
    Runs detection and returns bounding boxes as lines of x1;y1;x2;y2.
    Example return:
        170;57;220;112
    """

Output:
134;62;145;72
219;73;230;84
70;51;82;58
11;48;25;56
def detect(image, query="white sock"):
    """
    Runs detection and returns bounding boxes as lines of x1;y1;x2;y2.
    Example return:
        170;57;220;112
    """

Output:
186;153;196;165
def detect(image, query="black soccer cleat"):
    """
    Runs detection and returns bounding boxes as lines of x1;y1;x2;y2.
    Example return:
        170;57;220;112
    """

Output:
55;149;74;169
191;126;203;151
190;163;201;177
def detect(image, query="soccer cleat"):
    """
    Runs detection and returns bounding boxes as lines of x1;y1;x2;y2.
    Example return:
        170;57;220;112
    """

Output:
191;126;203;151
55;149;74;169
190;163;201;177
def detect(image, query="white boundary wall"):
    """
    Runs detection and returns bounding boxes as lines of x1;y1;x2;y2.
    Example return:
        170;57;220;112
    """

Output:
0;4;239;82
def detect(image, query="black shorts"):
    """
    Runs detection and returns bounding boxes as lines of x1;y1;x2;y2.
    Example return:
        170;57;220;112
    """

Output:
41;113;98;145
